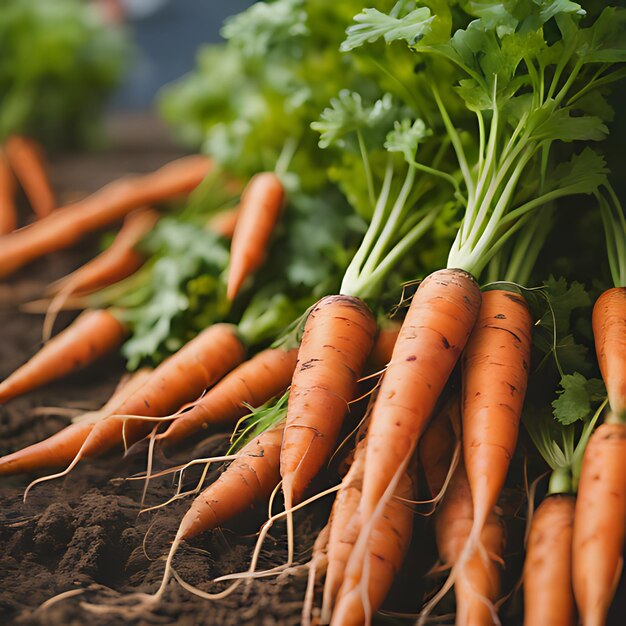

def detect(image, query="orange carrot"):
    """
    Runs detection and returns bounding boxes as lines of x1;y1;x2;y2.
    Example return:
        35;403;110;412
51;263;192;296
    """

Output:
0;147;17;234
206;206;240;239
592;287;626;418
281;295;377;508
523;494;576;626
5;135;55;219
158;347;298;446
330;465;415;626
226;172;284;300
360;268;481;520
0;309;126;404
78;324;245;458
461;289;532;545
572;421;626;626
0;155;212;278
434;459;505;626
0;369;151;476
367;320;402;371
176;424;284;540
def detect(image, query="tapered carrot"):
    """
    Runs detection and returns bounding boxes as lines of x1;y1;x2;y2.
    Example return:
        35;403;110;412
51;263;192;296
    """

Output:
592;288;626;418
206;206;239;239
5;135;55;219
330;465;415;626
0;148;17;234
367;320;401;371
461;289;532;548
158;347;298;446
360;269;481;520
572;421;626;626
523;494;576;626
434;460;505;626
281;295;377;508
78;324;245;458
0;309;126;404
0;368;151;476
226;172;284;300
0;155;212;278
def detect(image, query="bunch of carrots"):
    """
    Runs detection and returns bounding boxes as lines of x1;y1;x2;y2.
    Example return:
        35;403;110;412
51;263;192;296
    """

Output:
1;1;626;625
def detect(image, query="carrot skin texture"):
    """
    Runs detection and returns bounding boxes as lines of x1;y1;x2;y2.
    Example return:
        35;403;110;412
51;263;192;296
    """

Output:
177;425;283;540
5;135;55;218
330;467;415;626
226;172;284;300
592;288;626;419
281;295;377;503
80;324;245;457
572;422;626;626
462;289;532;532
367;320;402;371
0;148;17;234
0;155;211;277
0;309;125;404
523;495;576;626
361;268;481;519
435;460;505;626
159;347;298;445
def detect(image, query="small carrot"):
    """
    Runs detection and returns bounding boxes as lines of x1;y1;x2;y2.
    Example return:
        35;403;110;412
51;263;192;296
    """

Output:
226;172;284;300
5;135;55;219
572;421;626;626
0;147;17;234
158;347;298;446
206;206;240;239
367;320;401;371
461;289;532;551
0;155;212;278
281;295;377;508
523;494;576;626
0;368;151;476
0;309;126;404
592;287;626;419
360;268;481;520
434;459;505;626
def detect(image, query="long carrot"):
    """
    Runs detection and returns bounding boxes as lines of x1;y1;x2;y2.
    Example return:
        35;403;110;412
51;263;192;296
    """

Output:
0;147;17;235
523;494;576;626
367;320;401;371
281;295;377;508
360;268;481;520
0;155;212;278
572;421;626;626
592;287;626;418
434;459;505;626
158;347;298;446
330;465;415;626
461;289;532;550
0;368;151;476
226;172;284;300
5;135;55;219
0;309;126;404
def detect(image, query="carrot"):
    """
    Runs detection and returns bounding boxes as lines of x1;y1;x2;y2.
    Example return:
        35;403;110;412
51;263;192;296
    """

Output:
0;309;125;404
523;494;576;626
360;268;481;520
281;295;377;508
434;459;505;626
330;465;415;626
367;320;401;371
157;347;298;446
572;421;626;626
206;206;240;239
226;172;284;300
461;289;532;547
0;147;17;234
0;368;151;476
0;154;212;278
592;287;626;418
78;323;245;458
5;135;55;219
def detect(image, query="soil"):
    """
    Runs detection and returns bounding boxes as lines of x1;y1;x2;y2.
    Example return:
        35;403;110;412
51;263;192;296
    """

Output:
0;115;623;626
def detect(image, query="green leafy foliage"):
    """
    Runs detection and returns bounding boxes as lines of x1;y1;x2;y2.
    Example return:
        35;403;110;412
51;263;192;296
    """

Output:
552;372;606;425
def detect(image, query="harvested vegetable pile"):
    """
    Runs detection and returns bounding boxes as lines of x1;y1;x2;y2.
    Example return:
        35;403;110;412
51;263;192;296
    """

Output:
1;1;626;625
